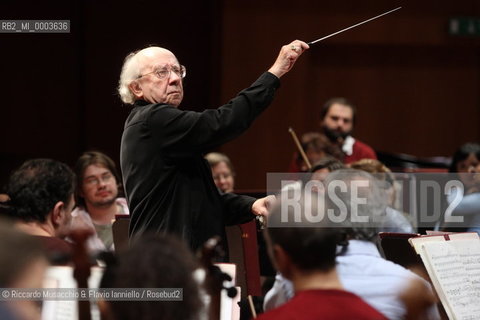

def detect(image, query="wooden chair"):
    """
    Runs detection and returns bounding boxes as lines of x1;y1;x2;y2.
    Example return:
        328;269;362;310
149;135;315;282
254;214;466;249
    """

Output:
112;215;130;251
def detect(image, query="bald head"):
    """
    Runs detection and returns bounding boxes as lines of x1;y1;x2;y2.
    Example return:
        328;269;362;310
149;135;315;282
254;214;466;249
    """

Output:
118;46;184;106
135;47;176;72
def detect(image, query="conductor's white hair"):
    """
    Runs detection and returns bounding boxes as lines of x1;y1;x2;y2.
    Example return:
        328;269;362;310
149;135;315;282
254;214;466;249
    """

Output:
118;51;141;105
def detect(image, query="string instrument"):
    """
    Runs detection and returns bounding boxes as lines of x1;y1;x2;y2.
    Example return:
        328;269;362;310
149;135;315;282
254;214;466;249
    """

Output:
69;229;93;320
288;127;311;170
198;236;238;320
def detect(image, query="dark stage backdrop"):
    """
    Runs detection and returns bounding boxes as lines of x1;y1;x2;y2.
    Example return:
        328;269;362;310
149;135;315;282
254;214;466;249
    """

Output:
1;0;479;191
0;0;222;188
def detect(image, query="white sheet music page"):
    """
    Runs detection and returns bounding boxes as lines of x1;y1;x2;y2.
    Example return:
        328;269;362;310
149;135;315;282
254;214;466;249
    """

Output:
421;239;480;320
41;266;104;320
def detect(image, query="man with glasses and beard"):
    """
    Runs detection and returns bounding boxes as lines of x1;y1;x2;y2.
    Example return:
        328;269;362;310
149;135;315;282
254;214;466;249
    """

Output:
320;97;376;164
71;151;129;253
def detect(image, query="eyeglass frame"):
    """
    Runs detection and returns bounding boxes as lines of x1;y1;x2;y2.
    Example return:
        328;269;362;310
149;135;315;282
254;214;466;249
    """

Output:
83;172;115;187
137;64;187;80
212;172;234;182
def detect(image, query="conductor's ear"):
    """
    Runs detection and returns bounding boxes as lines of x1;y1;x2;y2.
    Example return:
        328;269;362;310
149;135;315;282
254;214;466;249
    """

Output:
129;80;143;99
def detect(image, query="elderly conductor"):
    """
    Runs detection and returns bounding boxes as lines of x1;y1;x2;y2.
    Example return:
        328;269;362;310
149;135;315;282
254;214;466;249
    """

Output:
119;40;308;252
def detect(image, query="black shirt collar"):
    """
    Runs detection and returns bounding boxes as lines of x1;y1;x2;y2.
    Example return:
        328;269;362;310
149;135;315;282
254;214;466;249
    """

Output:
134;100;150;107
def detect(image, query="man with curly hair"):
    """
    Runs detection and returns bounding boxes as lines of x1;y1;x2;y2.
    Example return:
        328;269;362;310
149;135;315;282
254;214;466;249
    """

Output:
2;159;76;261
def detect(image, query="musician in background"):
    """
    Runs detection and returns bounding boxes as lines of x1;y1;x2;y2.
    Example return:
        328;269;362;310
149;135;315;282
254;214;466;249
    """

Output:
264;169;440;319
205;152;235;193
1;159;75;261
320;97;376;163
349;158;415;233
98;234;202;320
288;132;343;172
288;98;375;172
71;151;129;253
0;220;48;320
449;142;480;193
443;142;480;232
258;190;387;320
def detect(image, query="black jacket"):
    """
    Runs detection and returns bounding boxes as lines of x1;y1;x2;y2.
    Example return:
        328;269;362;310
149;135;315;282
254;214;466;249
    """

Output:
120;72;280;251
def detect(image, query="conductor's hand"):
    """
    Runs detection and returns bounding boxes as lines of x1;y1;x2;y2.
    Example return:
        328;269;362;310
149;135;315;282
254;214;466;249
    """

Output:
268;40;309;78
251;195;276;217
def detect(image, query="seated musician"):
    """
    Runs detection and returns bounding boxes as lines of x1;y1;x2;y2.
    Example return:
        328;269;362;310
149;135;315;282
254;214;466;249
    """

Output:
205;152;236;193
1;159;75;263
348;158;415;233
257;189;387;320
289;132;343;172
443;142;480;232
0;220;48;320
70;151;129;253
98;233;202;320
264;169;440;320
288;98;376;172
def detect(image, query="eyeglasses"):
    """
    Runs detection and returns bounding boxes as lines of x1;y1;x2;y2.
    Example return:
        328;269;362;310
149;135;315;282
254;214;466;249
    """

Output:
213;173;233;181
137;65;186;80
83;173;114;186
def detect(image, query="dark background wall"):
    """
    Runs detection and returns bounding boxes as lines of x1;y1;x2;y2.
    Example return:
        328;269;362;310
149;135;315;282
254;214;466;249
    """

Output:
218;0;480;189
0;0;221;188
1;0;479;191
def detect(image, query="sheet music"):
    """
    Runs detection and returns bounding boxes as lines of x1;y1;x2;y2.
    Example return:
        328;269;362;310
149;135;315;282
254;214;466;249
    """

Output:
41;266;104;320
216;263;238;320
421;240;480;320
231;287;240;320
409;232;479;254
42;267;76;320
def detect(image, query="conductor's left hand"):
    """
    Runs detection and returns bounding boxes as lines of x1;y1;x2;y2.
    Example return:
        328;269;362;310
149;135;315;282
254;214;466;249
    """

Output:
251;195;276;217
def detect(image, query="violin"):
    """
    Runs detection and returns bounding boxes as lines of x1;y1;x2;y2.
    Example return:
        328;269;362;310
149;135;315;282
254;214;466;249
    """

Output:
70;229;93;320
198;237;238;320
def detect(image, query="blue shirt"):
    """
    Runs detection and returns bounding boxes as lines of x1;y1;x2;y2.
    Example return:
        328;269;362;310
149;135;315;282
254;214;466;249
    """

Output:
264;240;440;320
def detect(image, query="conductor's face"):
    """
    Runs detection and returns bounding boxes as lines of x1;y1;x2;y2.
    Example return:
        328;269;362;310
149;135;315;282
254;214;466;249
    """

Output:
130;47;184;107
